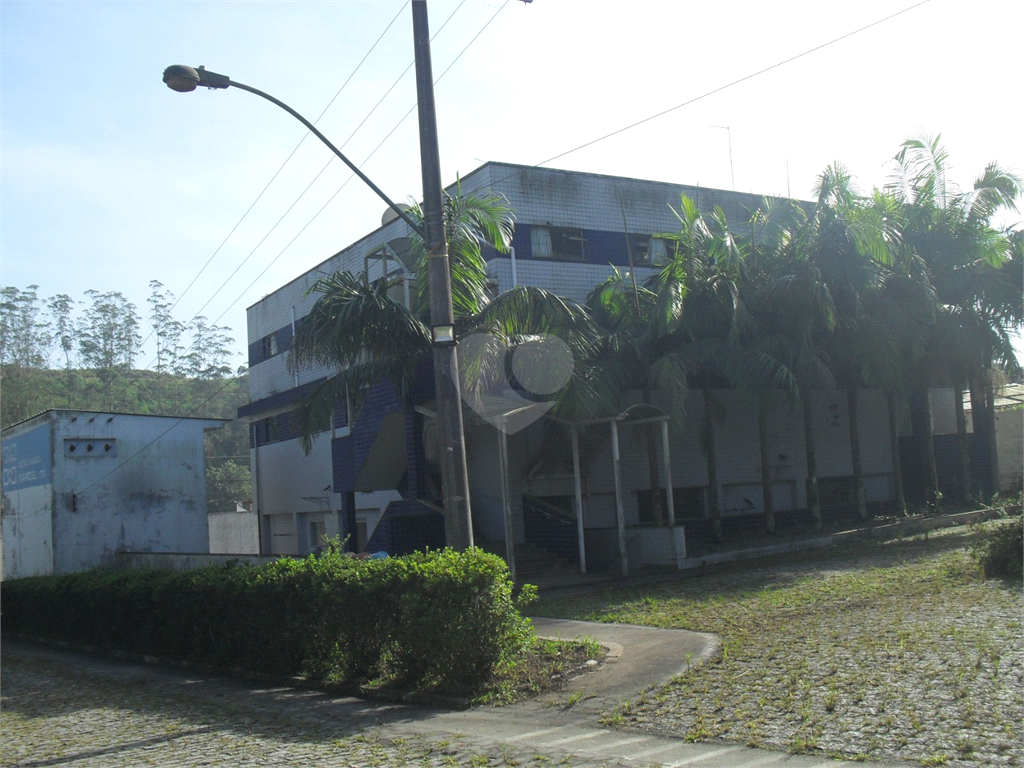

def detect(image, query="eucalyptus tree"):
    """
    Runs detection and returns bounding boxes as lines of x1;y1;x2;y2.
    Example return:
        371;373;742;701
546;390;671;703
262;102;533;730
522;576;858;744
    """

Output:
147;281;185;377
0;285;51;369
0;285;52;425
47;293;77;407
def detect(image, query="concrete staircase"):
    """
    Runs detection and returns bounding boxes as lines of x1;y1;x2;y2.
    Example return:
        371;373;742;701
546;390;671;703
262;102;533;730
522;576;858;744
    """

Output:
478;539;572;575
478;539;613;591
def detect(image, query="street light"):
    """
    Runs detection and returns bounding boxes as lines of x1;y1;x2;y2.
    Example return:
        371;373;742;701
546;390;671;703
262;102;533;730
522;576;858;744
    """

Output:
161;65;424;238
162;1;476;550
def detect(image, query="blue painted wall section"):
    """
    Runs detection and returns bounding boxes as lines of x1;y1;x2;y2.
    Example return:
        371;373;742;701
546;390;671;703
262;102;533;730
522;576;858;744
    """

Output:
333;360;445;554
247;324;295;368
331;380;404;495
238;377;329;420
1;423;52;492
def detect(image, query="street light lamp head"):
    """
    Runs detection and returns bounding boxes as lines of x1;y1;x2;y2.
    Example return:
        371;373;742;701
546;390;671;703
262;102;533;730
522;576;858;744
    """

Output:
163;65;231;92
163;65;201;92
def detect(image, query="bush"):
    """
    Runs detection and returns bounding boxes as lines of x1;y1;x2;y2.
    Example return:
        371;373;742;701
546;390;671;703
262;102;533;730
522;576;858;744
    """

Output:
0;548;532;693
973;515;1023;579
394;549;534;690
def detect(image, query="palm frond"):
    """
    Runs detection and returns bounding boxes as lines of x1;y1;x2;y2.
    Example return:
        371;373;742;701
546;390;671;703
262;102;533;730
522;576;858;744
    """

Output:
289;270;431;374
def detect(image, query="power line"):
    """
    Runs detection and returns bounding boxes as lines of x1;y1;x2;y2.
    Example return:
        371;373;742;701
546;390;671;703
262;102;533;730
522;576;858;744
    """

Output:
210;1;510;325
116;1;410;394
191;1;469;324
108;3;413;414
534;0;932;169
168;1;412;317
82;0;914;492
91;2;506;491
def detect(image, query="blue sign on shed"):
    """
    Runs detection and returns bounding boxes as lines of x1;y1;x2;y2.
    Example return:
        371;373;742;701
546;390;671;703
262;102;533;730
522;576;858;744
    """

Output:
1;424;51;492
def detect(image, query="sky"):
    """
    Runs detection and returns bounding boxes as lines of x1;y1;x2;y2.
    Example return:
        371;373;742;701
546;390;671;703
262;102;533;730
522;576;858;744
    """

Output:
2;0;1022;372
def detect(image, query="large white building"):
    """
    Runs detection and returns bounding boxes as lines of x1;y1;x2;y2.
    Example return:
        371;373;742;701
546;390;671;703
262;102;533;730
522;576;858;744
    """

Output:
1;410;224;579
240;162;904;568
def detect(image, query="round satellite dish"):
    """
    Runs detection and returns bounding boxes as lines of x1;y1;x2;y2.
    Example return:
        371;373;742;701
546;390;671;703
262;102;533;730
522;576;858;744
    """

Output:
381;203;412;227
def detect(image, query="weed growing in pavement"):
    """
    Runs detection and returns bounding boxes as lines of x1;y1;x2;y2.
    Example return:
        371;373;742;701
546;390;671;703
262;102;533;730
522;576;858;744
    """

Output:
533;521;1023;767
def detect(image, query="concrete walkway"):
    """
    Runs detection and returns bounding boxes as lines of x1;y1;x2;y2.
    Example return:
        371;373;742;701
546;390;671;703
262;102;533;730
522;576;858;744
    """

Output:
2;622;910;768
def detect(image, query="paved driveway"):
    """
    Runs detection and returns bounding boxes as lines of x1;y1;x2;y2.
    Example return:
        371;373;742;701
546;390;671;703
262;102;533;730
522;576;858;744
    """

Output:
2;623;901;768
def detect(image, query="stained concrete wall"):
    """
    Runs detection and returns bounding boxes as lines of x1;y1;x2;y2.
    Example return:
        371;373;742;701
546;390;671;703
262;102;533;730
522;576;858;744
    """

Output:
1;421;54;580
208;509;260;554
252;436;339;556
995;408;1023;492
2;411;222;578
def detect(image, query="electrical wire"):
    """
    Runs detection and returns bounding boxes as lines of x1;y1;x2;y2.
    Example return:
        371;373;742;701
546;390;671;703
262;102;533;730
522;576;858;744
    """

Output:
114;1;410;398
107;2;413;413
189;0;469;324
168;0;411;316
534;0;933;170
212;0;512;321
92;0;912;490
89;1;505;490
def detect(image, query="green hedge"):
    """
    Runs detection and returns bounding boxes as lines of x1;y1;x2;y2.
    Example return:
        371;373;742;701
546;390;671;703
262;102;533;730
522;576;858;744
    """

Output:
0;548;533;692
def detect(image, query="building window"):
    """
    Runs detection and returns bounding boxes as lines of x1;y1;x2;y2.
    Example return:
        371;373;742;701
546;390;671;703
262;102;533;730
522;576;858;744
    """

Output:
632;235;674;266
260;333;278;360
265;415;281;443
531;226;586;261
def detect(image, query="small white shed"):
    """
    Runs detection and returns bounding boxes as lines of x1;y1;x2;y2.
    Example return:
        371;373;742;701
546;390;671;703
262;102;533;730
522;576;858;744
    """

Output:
1;410;225;580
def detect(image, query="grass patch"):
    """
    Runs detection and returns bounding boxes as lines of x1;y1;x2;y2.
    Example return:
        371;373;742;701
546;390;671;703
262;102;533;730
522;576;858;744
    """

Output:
471;635;604;706
534;522;1023;766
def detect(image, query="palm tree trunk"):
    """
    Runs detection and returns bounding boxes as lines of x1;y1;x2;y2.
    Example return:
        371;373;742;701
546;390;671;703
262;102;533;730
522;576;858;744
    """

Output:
984;377;1000;496
847;385;868;519
643;386;664;526
758;400;775;533
910;387;940;509
802;391;822;530
886;388;907;515
703;388;723;542
969;376;995;498
953;376;971;502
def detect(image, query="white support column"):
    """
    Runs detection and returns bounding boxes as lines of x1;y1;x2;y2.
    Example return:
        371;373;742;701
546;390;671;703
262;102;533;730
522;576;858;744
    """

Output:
662;419;679;567
571;425;587;573
290;307;299;387
498;422;516;582
611;419;628;577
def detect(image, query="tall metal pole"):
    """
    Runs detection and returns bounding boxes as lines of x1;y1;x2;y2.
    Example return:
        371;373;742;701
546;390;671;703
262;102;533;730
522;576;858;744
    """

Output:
412;0;474;550
710;125;735;191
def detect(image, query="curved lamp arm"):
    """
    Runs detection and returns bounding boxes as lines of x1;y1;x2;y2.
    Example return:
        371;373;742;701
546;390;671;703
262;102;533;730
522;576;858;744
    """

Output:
163;65;425;238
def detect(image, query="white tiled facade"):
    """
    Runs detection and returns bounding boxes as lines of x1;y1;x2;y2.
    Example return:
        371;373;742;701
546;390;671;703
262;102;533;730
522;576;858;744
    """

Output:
243;163;898;562
245;162;768;404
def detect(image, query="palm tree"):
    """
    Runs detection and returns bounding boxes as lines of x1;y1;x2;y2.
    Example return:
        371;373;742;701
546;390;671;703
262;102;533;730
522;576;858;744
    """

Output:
750;198;839;530
642;197;794;541
888;134;1022;502
288;189;597;547
583;268;668;523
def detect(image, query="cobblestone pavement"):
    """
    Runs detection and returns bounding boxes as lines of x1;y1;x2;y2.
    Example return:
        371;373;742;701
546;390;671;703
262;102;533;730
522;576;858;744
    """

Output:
1;646;617;768
1;641;898;768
